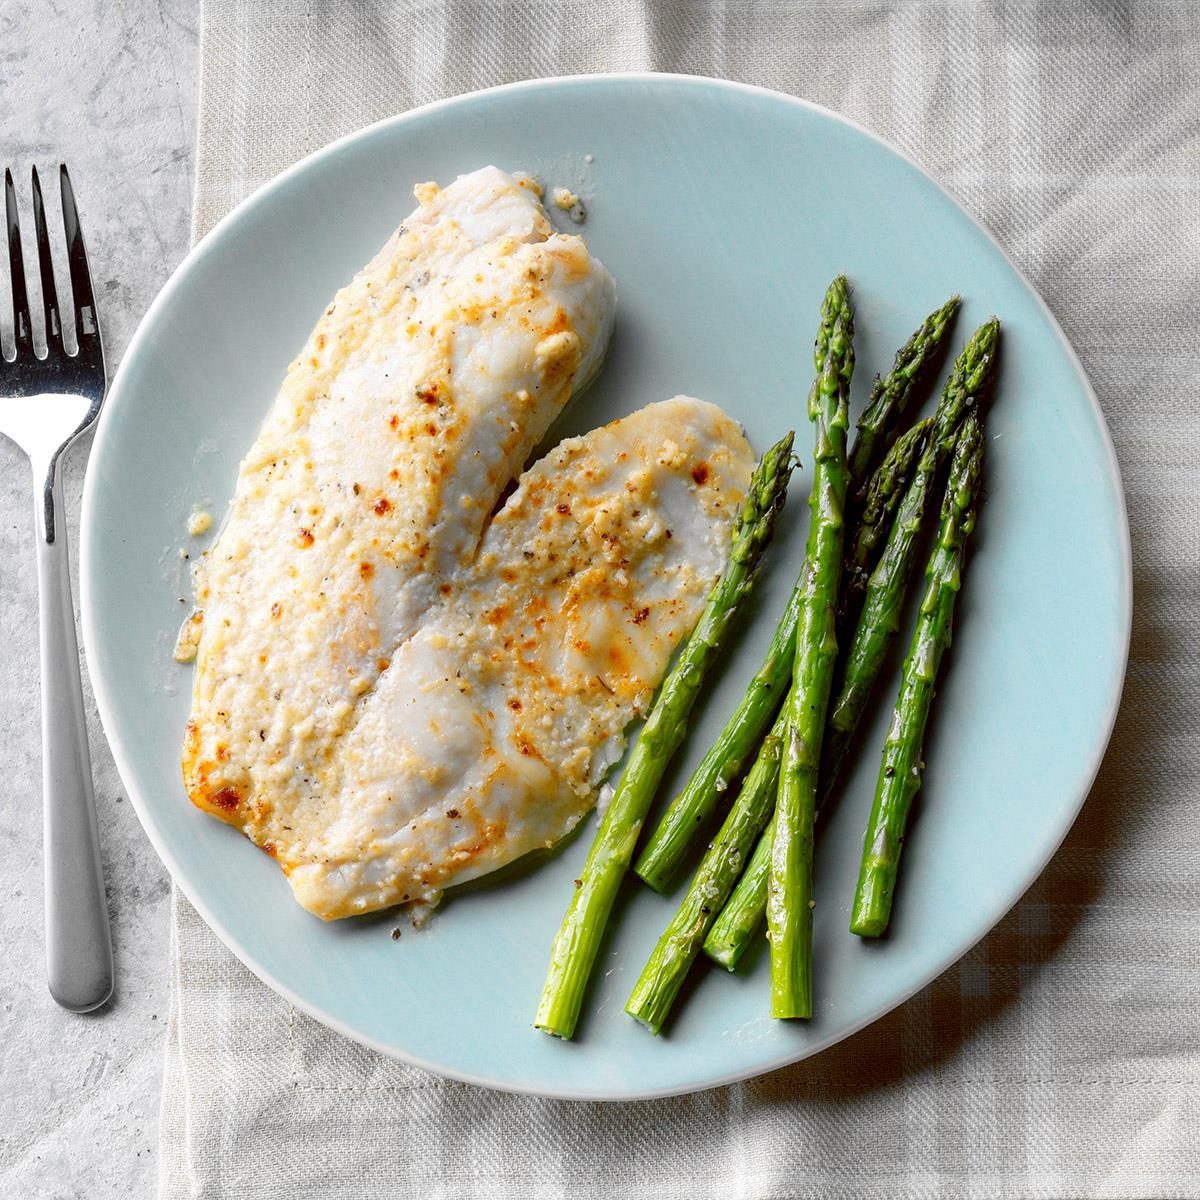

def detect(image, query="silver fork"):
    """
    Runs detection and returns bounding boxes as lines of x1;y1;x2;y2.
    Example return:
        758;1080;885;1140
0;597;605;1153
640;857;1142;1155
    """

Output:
1;165;112;1012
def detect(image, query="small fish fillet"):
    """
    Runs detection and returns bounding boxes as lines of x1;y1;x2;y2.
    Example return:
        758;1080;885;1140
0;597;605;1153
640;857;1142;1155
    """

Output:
271;397;751;918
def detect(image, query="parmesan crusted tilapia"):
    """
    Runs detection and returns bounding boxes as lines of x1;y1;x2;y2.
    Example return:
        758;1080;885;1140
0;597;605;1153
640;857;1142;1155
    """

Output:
288;398;753;917
184;166;614;824
183;168;754;921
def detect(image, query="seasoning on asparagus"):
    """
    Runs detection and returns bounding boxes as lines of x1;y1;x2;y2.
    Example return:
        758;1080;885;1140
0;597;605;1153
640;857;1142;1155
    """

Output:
768;275;854;1021
703;817;772;971
839;416;933;630
851;412;984;937
846;295;960;488
704;320;999;976
820;318;999;804
534;432;796;1039
633;582;800;894
636;318;951;893
626;708;786;1033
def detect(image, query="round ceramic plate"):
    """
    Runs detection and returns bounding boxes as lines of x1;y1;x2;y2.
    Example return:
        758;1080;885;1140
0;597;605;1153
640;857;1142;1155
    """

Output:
81;74;1129;1099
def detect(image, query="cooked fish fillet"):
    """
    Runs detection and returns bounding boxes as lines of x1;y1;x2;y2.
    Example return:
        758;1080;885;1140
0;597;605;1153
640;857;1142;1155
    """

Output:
223;397;753;919
181;168;755;922
184;166;615;824
290;397;752;917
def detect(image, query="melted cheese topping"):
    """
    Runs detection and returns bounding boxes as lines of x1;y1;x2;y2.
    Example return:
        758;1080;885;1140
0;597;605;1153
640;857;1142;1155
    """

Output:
187;510;213;537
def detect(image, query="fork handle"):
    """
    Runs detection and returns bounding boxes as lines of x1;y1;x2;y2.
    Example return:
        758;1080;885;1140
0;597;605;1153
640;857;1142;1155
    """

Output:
35;462;113;1012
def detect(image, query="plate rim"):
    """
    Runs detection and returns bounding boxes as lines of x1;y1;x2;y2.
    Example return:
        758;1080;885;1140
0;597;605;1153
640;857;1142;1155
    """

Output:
80;71;1133;1101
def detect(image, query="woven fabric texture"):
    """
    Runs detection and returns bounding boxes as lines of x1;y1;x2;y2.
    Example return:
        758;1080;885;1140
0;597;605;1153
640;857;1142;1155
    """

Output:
163;3;1200;1196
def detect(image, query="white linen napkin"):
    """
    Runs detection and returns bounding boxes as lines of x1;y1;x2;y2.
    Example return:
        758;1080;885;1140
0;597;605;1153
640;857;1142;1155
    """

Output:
162;3;1200;1196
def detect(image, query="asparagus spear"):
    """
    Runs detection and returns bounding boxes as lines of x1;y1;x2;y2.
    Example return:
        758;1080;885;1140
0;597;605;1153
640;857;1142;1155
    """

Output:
820;318;999;803
704;320;999;975
626;708;786;1032
839;416;933;630
851;412;984;937
633;583;800;894
636;415;930;897
534;432;796;1039
703;816;772;971
768;276;854;1020
846;295;960;488
701;330;995;970
635;320;947;893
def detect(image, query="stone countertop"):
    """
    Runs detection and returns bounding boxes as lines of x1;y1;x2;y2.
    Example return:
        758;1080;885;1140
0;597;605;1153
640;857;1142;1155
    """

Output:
0;2;197;1195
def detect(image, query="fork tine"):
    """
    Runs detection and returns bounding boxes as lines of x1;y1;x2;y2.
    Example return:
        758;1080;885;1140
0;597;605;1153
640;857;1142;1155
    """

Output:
59;166;99;346
5;168;33;356
30;165;63;351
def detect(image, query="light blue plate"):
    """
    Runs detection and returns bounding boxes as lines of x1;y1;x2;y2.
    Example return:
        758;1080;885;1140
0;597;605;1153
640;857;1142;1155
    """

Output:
81;75;1130;1099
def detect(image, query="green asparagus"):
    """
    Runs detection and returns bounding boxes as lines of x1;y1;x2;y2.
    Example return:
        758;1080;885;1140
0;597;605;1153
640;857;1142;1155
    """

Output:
633;581;801;894
703;320;1000;977
768;276;854;1020
851;412;984;937
635;320;950;893
534;432;796;1039
847;296;960;488
839;416;933;630
820;318;999;804
703;818;772;970
626;709;785;1032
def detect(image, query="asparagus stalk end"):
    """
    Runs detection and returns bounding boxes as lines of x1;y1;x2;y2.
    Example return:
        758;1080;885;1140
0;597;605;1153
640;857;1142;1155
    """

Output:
535;432;796;1038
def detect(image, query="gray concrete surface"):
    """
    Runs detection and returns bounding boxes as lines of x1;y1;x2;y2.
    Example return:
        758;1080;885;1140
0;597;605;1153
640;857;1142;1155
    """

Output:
0;2;198;1195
